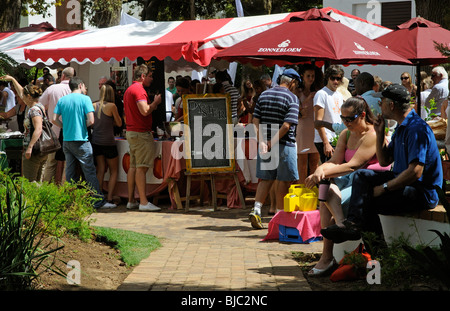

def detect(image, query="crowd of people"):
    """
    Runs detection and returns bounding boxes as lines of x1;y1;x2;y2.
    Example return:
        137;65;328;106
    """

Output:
240;64;446;277
0;62;448;275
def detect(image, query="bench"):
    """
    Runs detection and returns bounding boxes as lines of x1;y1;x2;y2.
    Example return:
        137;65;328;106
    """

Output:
379;204;449;247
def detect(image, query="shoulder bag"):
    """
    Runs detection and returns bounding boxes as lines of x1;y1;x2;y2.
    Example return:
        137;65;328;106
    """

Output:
30;105;61;156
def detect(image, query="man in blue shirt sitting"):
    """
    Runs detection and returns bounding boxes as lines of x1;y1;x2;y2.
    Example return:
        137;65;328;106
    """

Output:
321;84;443;248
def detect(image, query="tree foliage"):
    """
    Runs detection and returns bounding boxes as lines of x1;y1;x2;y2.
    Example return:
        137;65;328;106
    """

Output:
139;0;322;21
1;0;322;31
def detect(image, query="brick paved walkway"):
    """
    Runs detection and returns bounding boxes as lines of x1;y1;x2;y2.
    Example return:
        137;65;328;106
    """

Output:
90;204;323;291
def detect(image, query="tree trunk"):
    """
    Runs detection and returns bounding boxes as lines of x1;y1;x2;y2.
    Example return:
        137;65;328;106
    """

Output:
190;0;195;20
141;0;163;21
0;0;22;31
264;0;272;14
93;8;122;28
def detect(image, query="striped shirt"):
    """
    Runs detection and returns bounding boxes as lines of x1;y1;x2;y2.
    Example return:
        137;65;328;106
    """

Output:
222;81;240;121
253;86;299;147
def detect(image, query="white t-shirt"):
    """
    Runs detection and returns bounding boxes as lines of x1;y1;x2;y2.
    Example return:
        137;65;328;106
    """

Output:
165;89;174;122
313;86;343;143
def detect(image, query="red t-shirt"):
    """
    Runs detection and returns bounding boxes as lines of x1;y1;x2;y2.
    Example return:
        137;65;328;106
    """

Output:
123;81;152;132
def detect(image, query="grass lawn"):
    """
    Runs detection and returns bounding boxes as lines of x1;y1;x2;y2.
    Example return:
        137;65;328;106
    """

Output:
94;226;162;266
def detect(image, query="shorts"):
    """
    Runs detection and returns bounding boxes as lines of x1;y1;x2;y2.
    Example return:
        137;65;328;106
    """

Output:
126;131;156;168
332;171;357;217
92;143;119;159
256;144;298;182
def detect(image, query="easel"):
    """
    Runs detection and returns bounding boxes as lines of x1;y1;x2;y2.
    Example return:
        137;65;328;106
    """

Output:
185;170;245;212
182;93;245;212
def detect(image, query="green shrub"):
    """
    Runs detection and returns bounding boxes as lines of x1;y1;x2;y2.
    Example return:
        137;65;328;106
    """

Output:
16;177;96;241
0;173;63;290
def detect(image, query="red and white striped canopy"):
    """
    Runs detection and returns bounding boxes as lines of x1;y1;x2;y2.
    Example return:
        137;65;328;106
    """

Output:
0;29;86;67
2;7;392;69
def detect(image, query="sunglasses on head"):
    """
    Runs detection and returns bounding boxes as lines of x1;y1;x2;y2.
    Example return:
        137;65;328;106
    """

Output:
401;77;409;80
330;76;342;81
340;114;359;123
23;85;31;95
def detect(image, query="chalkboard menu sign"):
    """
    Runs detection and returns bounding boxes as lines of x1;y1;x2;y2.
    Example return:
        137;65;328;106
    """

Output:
183;94;235;174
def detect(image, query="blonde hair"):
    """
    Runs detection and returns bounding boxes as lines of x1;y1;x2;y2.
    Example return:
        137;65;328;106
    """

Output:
400;72;414;88
422;77;433;90
133;64;150;81
97;84;115;118
23;84;43;99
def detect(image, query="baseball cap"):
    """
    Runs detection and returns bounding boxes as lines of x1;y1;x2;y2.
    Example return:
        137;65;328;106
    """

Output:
282;68;301;81
374;83;411;103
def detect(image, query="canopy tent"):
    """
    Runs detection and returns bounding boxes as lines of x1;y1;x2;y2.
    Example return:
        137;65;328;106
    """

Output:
375;17;450;66
213;8;411;67
375;17;450;114
3;7;392;71
0;27;85;68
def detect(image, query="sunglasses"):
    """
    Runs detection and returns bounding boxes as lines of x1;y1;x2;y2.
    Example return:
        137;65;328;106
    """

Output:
23;85;31;95
340;114;359;123
330;76;342;81
401;77;409;80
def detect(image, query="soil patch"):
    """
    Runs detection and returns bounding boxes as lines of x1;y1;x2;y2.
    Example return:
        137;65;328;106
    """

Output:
35;235;132;291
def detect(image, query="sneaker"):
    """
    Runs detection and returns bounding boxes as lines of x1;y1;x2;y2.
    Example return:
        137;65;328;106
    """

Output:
139;202;161;212
249;208;263;229
126;202;139;210
100;202;117;209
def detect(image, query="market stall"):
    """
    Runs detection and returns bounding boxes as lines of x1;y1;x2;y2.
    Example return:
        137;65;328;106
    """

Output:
2;7;403;211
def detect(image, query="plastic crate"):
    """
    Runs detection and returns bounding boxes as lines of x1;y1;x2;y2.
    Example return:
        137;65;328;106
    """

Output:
278;225;322;244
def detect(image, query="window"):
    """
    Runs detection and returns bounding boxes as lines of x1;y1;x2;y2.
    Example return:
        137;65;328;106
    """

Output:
381;1;412;29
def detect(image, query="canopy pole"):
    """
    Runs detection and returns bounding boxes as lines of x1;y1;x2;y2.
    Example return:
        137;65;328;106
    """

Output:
204;65;210;94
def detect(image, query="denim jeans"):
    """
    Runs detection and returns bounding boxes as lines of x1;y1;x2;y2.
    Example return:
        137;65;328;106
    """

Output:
347;169;431;235
63;141;105;208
